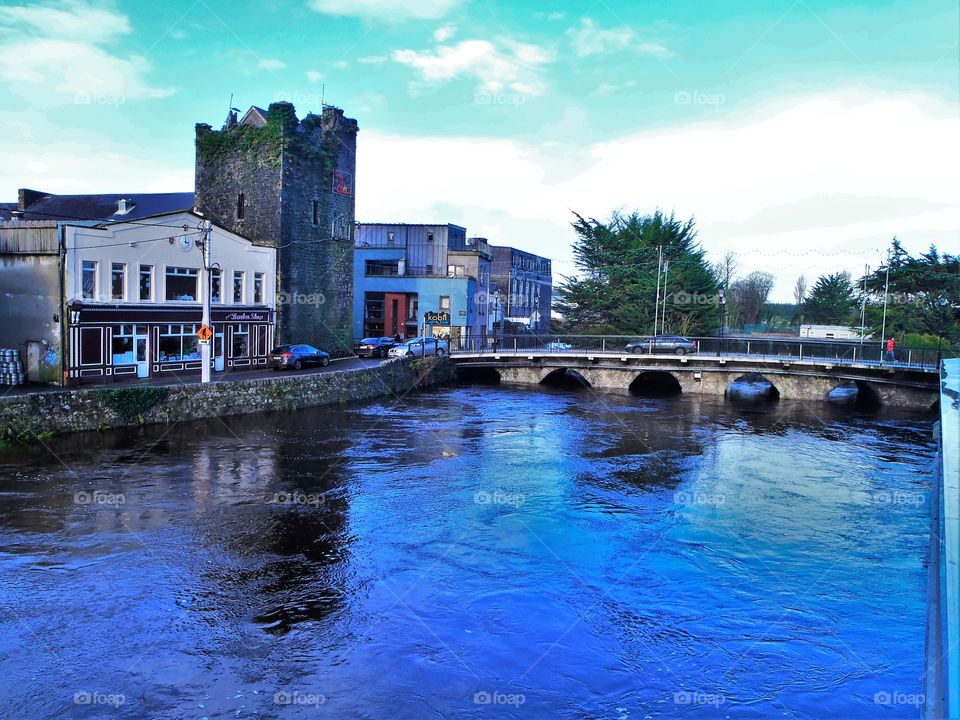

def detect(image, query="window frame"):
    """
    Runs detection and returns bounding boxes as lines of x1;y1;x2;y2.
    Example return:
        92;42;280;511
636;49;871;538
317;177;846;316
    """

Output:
138;264;153;302
233;271;245;304
253;272;264;304
164;266;200;302
81;260;98;301
110;262;126;301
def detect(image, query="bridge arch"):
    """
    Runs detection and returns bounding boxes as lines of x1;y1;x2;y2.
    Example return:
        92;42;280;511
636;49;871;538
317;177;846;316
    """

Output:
456;365;501;385
629;371;683;397
827;379;881;410
727;373;780;402
540;368;592;389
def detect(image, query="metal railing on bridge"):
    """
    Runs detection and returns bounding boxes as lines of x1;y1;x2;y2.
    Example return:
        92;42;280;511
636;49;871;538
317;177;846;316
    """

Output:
448;334;956;372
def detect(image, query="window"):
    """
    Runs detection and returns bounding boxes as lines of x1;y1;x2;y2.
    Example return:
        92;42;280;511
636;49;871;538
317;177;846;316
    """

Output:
426;264;434;276
111;324;135;364
440;296;451;312
165;267;199;301
447;265;464;278
409;298;419;321
312;200;319;225
387;231;395;244
81;260;97;300
427;232;434;243
254;272;264;304
232;324;249;357
138;265;153;301
211;269;222;303
365;260;399;276
365;296;385;319
233;271;244;303
237;192;245;220
158;324;200;362
111;263;125;300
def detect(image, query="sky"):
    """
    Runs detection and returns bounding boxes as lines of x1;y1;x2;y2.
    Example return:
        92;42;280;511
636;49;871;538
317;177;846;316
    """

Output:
0;0;958;301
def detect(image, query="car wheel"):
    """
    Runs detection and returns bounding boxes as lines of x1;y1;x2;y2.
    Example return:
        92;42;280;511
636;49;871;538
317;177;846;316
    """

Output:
674;347;686;356
436;348;446;357
293;360;303;370
321;357;329;367
406;351;414;357
630;347;641;354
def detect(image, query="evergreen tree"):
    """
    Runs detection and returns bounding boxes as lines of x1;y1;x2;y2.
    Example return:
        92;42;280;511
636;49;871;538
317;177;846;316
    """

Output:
555;210;719;335
803;271;857;324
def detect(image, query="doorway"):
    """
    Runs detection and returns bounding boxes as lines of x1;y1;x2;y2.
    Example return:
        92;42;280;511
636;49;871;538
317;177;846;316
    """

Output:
214;330;225;372
134;326;149;378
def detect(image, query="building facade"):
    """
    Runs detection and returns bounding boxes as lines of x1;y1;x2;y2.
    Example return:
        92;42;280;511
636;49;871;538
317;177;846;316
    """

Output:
353;223;491;347
64;211;276;382
490;245;552;332
195;102;358;353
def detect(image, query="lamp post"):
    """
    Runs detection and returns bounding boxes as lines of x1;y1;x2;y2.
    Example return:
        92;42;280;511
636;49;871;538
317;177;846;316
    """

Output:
936;294;949;368
494;289;502;351
718;288;726;357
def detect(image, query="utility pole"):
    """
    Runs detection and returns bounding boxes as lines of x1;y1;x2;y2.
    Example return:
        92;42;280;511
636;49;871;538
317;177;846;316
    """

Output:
879;260;890;363
665;261;673;332
653;245;662;336
200;219;212;384
859;264;868;348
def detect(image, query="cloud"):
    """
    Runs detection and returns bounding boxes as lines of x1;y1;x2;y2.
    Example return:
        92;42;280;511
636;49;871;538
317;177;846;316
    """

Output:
434;24;457;42
0;0;171;105
332;60;349;69
306;70;324;82
392;38;553;95
258;58;287;70
569;18;673;58
308;0;460;21
358;55;388;64
356;90;959;300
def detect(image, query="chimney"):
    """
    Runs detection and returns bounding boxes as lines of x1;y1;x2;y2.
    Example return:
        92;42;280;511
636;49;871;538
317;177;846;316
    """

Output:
116;198;136;215
18;188;48;211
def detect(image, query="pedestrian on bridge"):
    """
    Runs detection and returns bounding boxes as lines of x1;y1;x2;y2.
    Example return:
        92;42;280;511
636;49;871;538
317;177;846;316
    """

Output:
885;337;896;363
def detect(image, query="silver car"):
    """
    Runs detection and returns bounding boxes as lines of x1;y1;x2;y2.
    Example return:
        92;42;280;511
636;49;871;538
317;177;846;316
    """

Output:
388;337;449;358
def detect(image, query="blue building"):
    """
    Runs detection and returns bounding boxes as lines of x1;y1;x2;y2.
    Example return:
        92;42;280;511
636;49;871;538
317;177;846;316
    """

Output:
353;223;492;347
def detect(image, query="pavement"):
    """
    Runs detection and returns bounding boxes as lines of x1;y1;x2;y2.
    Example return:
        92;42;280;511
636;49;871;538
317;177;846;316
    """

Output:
0;356;379;400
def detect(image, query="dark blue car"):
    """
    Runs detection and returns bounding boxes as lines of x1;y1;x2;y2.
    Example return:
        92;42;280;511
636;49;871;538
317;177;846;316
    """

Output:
268;344;330;371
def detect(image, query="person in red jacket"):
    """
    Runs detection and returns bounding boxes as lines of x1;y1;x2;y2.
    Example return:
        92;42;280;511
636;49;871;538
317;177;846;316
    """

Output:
884;337;895;363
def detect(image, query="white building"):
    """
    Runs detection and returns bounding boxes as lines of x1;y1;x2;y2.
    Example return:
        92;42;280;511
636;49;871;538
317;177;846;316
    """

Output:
799;324;869;340
64;211;276;382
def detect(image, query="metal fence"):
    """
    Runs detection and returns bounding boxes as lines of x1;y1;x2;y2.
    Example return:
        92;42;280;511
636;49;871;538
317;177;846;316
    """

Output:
447;334;957;371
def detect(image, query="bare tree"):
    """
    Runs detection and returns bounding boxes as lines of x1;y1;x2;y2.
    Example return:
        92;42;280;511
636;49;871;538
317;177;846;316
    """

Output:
713;251;738;291
793;275;808;306
731;271;775;327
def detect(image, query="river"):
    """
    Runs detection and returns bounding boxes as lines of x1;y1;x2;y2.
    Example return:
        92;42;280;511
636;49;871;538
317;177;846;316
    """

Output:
0;384;936;718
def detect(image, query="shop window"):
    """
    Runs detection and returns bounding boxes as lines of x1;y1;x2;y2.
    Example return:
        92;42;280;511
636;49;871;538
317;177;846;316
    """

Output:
165;267;199;301
232;324;250;357
440;296;451;312
211;269;222;303
82;260;97;300
111;325;134;364
139;265;152;301
111;263;125;301
233;271;244;303
79;327;102;365
158;324;200;362
254;272;264;304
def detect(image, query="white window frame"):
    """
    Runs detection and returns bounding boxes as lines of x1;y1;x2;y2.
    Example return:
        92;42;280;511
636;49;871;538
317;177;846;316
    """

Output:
233;271;245;304
164;266;200;303
110;262;126;301
138;264;153;302
81;260;98;301
253;272;265;304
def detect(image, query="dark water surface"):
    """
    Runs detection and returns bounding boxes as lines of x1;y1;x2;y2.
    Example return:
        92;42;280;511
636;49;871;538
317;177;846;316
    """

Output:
0;385;936;719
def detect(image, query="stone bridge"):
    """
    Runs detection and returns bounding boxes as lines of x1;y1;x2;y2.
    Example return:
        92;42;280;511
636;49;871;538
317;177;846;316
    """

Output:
452;352;940;410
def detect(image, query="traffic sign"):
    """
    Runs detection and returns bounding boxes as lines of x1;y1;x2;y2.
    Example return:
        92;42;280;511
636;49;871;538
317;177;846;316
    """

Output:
197;324;213;342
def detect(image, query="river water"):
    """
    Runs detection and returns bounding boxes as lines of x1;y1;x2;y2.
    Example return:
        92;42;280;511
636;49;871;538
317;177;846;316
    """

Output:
0;385;936;719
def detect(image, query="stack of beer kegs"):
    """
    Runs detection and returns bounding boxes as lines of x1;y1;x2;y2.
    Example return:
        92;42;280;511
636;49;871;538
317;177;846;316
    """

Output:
0;348;25;385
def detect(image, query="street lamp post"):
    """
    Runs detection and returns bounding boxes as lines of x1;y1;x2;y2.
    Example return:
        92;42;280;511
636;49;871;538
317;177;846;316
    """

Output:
494;290;502;351
718;288;726;357
936;294;949;368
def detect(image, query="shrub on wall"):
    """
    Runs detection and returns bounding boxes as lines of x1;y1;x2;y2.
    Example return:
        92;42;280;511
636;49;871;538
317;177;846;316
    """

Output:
93;387;169;422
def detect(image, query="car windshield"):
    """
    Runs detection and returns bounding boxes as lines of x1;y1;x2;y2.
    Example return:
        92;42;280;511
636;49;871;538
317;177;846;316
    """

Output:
360;338;378;344
271;346;291;353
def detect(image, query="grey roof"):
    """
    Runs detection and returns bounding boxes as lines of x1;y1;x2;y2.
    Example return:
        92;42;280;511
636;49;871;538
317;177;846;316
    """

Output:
239;106;269;127
20;192;195;222
0;202;16;221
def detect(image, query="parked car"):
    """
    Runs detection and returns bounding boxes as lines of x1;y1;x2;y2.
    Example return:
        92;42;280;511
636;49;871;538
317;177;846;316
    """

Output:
268;344;330;370
543;341;574;352
353;337;398;358
388;337;449;358
625;335;698;355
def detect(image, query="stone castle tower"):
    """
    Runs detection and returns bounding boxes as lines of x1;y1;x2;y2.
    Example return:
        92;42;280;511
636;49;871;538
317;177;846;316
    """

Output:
194;101;358;351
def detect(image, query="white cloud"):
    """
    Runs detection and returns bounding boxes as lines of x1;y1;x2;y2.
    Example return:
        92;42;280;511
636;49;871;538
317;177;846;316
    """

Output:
0;1;171;105
358;55;388;65
258;58;287;70
569;18;673;58
308;0;460;21
356;90;960;300
434;24;457;42
306;70;324;82
332;60;349;69
393;38;553;95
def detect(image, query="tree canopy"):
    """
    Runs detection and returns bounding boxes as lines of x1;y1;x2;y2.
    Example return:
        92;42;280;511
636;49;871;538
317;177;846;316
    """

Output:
555;210;719;335
803;271;857;325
